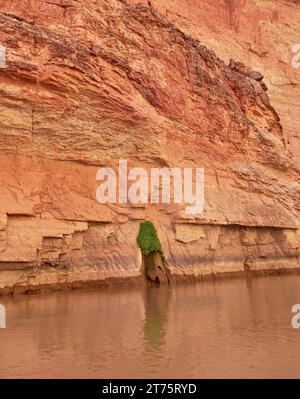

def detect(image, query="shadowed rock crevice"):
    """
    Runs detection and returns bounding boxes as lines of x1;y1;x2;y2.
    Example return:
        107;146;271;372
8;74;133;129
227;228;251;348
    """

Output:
137;220;170;285
144;251;169;285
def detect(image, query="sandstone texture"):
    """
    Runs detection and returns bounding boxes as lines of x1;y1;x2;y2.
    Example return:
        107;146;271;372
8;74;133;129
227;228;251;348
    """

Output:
132;0;300;164
0;0;299;294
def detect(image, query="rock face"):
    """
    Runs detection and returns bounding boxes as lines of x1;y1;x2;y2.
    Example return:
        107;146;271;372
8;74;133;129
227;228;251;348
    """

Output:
0;0;299;294
134;0;300;164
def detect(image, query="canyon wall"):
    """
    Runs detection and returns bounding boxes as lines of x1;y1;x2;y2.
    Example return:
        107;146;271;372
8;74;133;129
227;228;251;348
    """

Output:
130;0;300;164
0;0;299;294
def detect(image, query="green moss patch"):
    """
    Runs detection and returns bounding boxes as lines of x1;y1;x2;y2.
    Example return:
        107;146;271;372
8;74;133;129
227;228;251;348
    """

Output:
137;220;167;266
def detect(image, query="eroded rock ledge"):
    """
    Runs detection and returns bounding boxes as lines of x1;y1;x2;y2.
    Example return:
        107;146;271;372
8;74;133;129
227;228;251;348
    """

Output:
0;1;299;294
0;216;299;295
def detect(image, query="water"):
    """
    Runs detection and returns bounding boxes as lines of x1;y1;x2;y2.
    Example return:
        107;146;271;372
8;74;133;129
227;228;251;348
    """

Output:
1;274;300;378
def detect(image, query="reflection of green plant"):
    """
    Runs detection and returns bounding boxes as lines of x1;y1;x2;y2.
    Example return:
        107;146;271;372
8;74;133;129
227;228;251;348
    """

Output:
144;287;169;350
137;221;167;266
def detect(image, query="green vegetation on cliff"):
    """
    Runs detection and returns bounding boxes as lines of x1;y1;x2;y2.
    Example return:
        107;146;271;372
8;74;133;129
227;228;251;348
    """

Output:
137;221;166;265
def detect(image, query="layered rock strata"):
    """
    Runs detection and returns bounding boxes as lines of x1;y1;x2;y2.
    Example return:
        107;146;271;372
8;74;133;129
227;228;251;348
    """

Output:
0;0;299;294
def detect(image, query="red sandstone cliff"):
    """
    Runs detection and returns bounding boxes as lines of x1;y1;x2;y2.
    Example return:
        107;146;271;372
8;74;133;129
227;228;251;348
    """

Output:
0;0;299;294
131;0;300;164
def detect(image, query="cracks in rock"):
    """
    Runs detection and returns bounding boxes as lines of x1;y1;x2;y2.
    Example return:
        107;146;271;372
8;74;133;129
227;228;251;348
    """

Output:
224;0;239;31
45;0;74;17
1;11;31;24
31;106;35;136
215;171;221;191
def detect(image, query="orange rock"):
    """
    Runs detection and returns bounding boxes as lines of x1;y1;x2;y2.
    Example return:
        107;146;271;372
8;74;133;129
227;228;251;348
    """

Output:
0;1;299;294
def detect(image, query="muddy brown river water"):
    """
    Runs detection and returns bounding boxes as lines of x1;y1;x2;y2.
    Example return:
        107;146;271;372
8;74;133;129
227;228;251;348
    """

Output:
1;274;300;378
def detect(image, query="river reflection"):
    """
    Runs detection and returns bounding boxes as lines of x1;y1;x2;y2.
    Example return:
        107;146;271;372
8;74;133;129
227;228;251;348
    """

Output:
143;286;170;351
0;274;300;378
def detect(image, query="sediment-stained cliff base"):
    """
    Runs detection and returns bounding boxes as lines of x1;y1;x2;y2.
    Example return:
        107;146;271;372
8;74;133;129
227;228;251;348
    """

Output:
0;216;299;295
0;0;299;294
